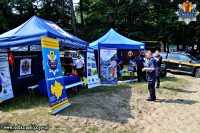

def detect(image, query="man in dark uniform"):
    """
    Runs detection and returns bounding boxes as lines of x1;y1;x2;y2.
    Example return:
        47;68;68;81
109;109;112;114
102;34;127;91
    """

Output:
62;52;73;76
154;50;162;88
142;51;156;101
134;54;147;82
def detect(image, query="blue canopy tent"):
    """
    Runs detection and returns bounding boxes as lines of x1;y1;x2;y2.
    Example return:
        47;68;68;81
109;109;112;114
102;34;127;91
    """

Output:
89;28;145;70
0;16;89;96
0;16;89;50
90;28;145;50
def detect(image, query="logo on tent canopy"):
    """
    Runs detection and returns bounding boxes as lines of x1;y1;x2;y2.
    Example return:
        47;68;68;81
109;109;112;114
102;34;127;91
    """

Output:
128;51;133;57
47;51;59;75
44;22;73;38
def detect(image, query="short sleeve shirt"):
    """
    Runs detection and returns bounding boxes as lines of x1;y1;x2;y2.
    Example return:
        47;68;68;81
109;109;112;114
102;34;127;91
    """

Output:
147;57;156;74
155;55;162;67
134;57;145;67
75;59;84;69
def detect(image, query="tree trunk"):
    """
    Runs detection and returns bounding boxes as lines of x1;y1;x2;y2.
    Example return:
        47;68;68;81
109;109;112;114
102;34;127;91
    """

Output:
69;0;78;37
80;0;84;26
163;39;166;52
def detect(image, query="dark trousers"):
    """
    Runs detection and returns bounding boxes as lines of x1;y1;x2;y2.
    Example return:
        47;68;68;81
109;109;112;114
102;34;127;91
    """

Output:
64;67;72;76
137;66;147;82
155;67;161;86
148;76;156;99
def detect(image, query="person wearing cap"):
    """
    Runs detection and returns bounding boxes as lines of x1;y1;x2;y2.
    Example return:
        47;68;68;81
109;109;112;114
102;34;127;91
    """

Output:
62;52;73;76
134;54;147;82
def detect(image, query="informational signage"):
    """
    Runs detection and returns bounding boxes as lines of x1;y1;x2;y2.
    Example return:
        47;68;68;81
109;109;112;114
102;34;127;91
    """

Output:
87;47;100;89
100;48;117;84
0;52;14;103
41;37;71;114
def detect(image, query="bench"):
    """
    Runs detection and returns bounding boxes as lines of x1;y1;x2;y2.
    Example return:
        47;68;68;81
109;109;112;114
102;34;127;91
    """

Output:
28;85;39;96
65;81;86;94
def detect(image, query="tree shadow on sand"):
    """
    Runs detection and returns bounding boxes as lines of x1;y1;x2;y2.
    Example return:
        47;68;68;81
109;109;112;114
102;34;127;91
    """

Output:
58;88;133;124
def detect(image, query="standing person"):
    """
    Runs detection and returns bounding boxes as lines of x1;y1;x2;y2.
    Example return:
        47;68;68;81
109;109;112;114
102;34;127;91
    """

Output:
74;53;85;86
129;56;136;81
142;51;156;101
154;50;162;88
134;54;147;82
62;52;73;76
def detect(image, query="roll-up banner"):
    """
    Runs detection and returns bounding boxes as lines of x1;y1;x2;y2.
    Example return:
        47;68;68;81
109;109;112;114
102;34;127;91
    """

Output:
41;37;71;114
100;48;117;85
87;47;100;89
0;50;14;103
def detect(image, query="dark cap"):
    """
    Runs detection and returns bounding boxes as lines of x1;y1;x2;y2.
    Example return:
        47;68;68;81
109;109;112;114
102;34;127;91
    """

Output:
66;52;70;54
137;54;140;56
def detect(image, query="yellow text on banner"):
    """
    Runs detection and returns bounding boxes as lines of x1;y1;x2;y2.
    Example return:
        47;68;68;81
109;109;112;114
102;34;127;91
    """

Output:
41;37;59;49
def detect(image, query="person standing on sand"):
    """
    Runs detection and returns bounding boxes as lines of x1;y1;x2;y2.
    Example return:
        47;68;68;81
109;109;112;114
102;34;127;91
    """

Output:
154;50;162;88
142;51;156;101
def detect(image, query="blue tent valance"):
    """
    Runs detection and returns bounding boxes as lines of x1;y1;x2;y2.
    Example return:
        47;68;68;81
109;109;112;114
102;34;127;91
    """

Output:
0;16;89;50
89;28;145;50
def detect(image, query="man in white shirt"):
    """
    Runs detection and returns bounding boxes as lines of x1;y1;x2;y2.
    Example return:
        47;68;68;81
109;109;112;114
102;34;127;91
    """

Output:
74;53;85;86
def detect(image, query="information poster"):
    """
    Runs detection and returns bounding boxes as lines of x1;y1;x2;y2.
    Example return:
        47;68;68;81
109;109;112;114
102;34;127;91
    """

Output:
87;48;100;89
100;48;117;84
41;37;71;114
0;52;14;103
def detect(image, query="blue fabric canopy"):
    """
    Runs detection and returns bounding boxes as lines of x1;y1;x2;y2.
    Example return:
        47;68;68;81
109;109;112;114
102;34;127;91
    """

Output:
0;16;89;49
90;28;145;50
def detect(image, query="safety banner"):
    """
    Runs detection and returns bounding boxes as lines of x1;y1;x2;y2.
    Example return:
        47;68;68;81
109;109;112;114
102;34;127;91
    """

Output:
87;47;100;89
100;48;117;84
41;37;71;114
0;52;14;103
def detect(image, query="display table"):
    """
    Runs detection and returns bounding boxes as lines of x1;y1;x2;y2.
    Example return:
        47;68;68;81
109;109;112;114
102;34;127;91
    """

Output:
118;70;138;83
38;75;80;95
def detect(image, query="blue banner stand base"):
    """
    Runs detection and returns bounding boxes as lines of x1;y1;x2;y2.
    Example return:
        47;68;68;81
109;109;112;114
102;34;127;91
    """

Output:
48;103;71;115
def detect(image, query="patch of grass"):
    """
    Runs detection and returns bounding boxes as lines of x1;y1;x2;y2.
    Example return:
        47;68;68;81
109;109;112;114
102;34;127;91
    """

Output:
0;91;49;112
66;126;72;132
88;126;99;133
55;125;60;128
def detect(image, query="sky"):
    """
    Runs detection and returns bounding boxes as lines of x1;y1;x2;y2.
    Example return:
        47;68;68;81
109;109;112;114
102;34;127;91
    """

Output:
73;0;80;7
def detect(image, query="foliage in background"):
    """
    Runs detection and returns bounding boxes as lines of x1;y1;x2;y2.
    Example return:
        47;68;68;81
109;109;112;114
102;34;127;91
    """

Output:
0;0;200;50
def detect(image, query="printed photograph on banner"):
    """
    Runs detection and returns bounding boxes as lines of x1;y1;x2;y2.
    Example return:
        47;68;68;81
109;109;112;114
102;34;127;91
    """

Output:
87;55;91;61
92;69;98;76
88;63;91;68
91;56;95;61
20;58;31;76
92;63;96;68
88;69;92;76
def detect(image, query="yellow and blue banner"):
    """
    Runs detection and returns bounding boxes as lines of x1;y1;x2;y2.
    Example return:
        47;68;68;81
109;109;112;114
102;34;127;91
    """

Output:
41;37;71;114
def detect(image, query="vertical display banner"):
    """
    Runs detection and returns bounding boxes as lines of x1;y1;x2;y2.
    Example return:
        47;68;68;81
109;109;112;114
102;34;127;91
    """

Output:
87;47;100;89
0;49;14;103
100;48;117;84
41;37;71;114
